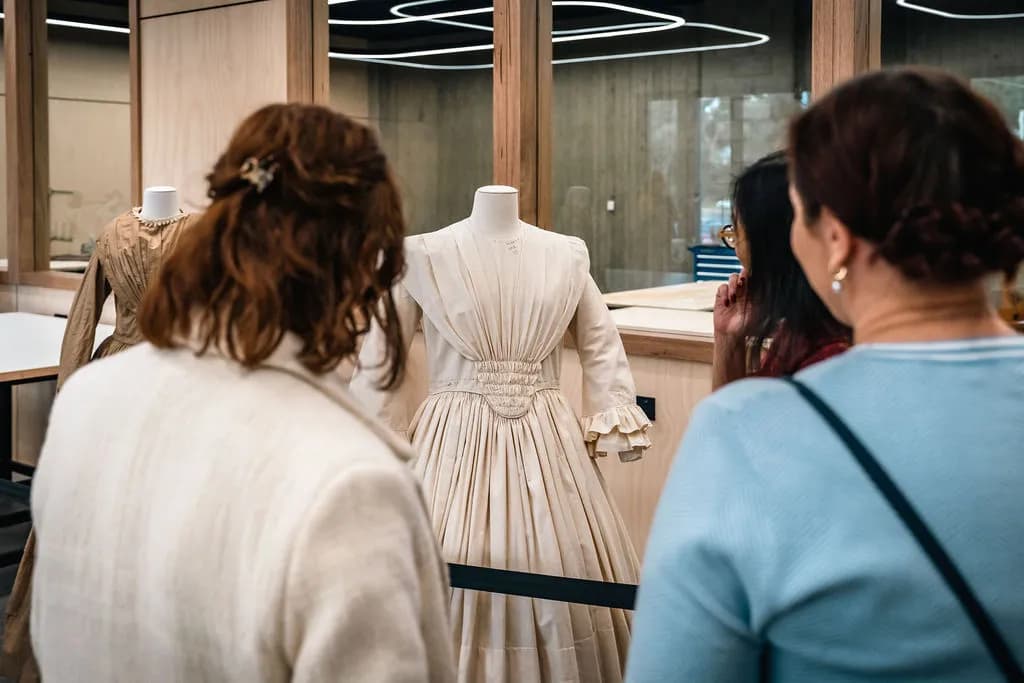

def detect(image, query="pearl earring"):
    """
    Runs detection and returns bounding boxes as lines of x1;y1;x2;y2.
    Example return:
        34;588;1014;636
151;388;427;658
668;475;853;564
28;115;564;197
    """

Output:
831;266;848;294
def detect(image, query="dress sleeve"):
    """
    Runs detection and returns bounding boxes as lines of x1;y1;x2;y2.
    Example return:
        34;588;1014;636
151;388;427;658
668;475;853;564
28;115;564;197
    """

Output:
626;401;762;683
349;282;422;439
570;275;651;462
283;464;456;683
57;253;111;391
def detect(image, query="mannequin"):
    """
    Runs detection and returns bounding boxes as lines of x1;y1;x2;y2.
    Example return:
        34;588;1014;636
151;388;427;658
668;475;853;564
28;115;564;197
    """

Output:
469;185;523;237
6;182;198;680
137;186;182;222
351;185;650;683
58;184;197;388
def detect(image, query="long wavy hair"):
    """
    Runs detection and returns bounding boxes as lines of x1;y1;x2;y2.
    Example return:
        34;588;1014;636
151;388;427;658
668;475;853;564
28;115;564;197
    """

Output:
736;152;850;374
139;103;407;388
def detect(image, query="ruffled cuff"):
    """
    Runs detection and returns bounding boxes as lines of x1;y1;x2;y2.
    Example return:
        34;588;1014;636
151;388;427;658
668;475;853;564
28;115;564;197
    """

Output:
581;403;652;463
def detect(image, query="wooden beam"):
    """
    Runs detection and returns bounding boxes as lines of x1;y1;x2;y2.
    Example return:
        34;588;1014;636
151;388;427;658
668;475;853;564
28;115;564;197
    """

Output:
285;0;314;102
17;271;84;291
312;0;330;106
811;0;881;99
286;2;313;103
130;0;143;205
536;1;552;229
493;0;550;227
5;0;50;278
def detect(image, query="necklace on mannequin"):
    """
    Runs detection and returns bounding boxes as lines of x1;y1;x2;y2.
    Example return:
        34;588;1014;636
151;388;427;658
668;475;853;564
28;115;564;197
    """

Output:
131;206;186;230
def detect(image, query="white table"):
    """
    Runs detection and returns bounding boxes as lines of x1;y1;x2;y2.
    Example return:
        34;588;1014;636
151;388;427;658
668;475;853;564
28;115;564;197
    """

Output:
1;313;114;477
0;259;90;273
603;282;721;312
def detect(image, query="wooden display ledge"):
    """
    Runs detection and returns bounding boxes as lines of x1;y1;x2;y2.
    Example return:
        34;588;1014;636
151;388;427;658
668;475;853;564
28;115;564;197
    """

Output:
609;307;714;363
619;330;713;363
0;268;88;291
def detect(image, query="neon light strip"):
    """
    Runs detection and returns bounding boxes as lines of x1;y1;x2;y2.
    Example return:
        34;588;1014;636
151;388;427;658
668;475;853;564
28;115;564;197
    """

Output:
328;22;770;70
46;18;130;34
389;0;674;37
329;1;685;60
0;13;130;34
329;6;496;26
328;1;769;70
896;0;1024;19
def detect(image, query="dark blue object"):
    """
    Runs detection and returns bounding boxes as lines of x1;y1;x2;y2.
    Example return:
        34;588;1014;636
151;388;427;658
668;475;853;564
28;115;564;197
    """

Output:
689;245;742;282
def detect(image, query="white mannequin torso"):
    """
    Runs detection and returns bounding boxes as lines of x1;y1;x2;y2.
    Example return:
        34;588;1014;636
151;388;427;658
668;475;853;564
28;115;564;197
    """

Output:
469;185;523;238
139;186;181;221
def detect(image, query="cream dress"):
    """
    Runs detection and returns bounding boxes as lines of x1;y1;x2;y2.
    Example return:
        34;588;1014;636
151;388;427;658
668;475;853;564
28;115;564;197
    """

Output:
351;221;651;683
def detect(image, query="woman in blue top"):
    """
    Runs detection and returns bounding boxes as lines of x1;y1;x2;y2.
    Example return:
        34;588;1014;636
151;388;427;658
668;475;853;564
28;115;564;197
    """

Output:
628;68;1024;682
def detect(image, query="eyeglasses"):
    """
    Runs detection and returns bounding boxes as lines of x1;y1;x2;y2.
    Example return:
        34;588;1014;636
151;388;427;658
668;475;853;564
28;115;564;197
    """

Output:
719;224;737;249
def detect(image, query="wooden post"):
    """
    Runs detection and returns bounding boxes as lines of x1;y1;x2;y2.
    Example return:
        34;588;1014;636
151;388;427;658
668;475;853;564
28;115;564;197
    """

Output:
129;1;143;206
286;0;330;105
493;0;552;228
811;0;882;99
5;0;50;277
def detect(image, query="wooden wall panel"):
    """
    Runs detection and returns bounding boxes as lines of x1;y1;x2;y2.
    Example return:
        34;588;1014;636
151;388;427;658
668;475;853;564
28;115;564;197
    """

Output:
5;0;50;276
140;1;287;210
140;0;264;18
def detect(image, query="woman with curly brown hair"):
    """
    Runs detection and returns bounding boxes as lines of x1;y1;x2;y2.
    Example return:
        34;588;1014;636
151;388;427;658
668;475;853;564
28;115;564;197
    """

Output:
629;68;1024;682
27;103;455;682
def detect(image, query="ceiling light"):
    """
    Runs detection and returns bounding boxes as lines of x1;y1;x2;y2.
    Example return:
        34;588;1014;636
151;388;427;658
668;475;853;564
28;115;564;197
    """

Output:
896;0;1024;19
0;13;130;34
389;0;677;37
329;21;770;70
330;1;685;60
46;18;130;34
328;1;770;70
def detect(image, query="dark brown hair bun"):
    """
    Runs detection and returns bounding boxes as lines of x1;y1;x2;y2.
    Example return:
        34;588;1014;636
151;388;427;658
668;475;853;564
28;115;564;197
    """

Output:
789;68;1024;283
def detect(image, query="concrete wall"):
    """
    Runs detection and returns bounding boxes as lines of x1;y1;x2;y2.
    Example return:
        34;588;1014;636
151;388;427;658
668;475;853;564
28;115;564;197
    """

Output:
883;4;1024;136
552;1;810;292
330;61;493;236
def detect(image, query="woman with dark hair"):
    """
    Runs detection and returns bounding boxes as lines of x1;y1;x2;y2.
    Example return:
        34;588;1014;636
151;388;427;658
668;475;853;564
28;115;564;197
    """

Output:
713;151;849;389
29;103;455;682
629;68;1024;682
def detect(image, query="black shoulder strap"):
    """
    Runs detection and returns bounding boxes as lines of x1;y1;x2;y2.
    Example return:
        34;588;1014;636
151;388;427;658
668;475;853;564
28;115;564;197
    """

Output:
783;377;1024;683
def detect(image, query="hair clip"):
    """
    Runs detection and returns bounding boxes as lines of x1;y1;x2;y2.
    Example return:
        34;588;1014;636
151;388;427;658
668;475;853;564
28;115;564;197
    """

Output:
240;155;279;193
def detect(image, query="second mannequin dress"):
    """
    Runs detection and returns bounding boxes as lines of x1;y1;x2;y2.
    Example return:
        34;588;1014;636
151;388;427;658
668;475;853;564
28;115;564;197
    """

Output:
351;221;650;683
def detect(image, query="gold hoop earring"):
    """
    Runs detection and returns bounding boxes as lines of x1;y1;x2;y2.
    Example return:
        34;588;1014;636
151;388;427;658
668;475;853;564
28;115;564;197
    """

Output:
831;266;848;294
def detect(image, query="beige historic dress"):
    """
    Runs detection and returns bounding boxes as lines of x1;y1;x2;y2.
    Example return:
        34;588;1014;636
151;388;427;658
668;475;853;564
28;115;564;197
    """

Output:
351;221;651;683
0;209;196;682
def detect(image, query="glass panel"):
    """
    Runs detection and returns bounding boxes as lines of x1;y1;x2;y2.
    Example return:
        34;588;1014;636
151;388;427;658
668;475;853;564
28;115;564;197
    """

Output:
0;0;7;272
328;2;493;236
883;0;1024;139
552;0;812;292
47;0;130;272
882;1;1024;313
